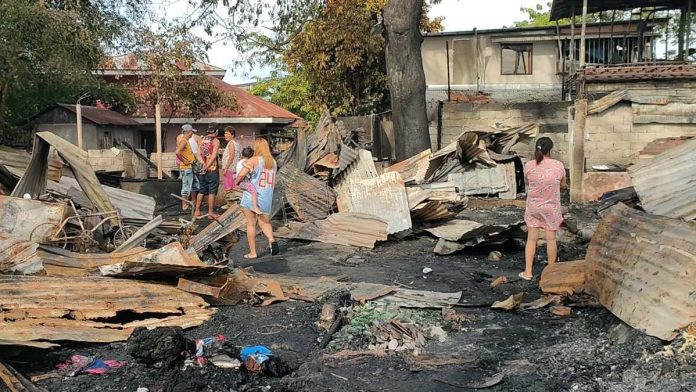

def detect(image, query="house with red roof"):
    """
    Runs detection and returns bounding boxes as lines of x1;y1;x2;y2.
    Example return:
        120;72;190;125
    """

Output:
96;54;301;153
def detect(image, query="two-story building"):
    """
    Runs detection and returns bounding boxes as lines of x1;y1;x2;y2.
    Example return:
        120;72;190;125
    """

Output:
422;20;661;103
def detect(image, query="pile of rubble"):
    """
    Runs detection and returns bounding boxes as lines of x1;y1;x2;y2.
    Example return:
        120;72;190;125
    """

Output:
273;111;537;252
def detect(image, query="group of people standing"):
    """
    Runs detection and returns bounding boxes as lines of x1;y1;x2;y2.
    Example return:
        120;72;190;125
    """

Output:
175;123;278;258
174;123;566;274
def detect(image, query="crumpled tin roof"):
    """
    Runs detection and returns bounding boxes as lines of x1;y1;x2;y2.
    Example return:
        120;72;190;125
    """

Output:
585;204;696;340
628;137;696;220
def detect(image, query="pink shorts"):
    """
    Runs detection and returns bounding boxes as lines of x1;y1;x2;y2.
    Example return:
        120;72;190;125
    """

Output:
240;180;256;196
223;171;236;190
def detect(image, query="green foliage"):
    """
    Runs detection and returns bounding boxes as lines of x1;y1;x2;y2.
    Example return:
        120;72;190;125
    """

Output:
515;2;556;27
250;71;319;124
0;0;145;128
131;23;236;120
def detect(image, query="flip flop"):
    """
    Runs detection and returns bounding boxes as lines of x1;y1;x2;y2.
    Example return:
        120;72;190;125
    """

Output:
518;272;533;281
269;241;279;256
243;253;257;259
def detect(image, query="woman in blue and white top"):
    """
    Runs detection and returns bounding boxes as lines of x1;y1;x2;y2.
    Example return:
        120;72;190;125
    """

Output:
235;137;279;259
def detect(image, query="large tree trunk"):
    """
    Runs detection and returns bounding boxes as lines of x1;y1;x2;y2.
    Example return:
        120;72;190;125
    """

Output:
383;0;430;161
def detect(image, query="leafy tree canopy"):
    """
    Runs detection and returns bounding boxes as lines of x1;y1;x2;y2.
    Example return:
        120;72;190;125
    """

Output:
0;0;145;128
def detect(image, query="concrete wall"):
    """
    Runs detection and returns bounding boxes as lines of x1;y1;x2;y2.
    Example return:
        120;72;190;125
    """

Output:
584;102;696;168
88;149;148;178
35;123;99;149
438;101;571;166
422;35;563;102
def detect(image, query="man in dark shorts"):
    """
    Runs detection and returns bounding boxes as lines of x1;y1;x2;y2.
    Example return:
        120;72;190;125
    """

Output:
194;123;221;218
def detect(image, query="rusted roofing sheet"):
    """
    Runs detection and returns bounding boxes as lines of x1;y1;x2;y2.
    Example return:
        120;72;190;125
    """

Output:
50;175;155;220
448;165;509;196
275;213;388;248
12;132;118;225
0;146;62;182
0;275;215;345
585;204;696;340
334;149;379;212
0;196;69;273
189;205;245;254
638;136;693;158
628;137;696;220
279;165;336;221
385;149;431;184
57;104;141;126
339;171;412;234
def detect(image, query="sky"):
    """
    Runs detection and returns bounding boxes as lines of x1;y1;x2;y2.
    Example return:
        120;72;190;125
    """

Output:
156;0;544;84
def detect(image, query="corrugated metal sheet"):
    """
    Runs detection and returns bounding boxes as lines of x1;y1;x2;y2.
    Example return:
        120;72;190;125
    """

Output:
338;171;412;234
57;104;141;126
0;145;62;182
50;176;155;220
279;165;335;222
334;149;379;212
585;204;696;340
13;132;119;225
334;143;359;177
448;165;509;196
0;275;215;345
638;136;693;158
385;149;431;183
628;137;696;220
0;196;69;273
189;205;245;254
275;212;388;249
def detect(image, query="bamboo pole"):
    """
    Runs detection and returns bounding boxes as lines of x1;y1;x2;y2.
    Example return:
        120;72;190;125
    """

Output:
155;103;163;180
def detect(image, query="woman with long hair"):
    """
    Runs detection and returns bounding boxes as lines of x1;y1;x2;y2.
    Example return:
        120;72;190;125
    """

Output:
520;137;567;280
235;137;279;258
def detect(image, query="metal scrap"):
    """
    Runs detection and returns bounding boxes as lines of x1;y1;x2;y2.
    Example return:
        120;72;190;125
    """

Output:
0;145;62;182
628;137;696;220
585;204;696;340
0;196;70;274
385;149;431;184
12;132;118;225
426;216;524;255
188;204;245;254
275;213;388;249
49;175;155;220
334;149;378;212
0;275;215;346
336;171;412;234
279;165;336;221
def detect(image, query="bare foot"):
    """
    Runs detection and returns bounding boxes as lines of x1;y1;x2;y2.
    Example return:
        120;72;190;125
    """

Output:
243;253;257;259
518;272;533;281
194;210;203;218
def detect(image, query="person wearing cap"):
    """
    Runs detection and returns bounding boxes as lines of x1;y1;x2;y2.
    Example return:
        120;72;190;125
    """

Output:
194;123;221;218
175;124;200;211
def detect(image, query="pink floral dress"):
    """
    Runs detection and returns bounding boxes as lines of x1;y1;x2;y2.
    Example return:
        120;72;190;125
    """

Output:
524;158;565;231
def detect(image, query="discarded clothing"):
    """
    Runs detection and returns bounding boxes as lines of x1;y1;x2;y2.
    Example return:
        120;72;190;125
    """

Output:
240;345;273;374
57;355;126;376
195;334;225;366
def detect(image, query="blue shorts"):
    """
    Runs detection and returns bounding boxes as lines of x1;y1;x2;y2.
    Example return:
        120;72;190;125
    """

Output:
180;169;200;196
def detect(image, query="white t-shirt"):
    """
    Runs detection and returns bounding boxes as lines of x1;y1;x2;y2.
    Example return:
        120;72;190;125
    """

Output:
236;158;246;175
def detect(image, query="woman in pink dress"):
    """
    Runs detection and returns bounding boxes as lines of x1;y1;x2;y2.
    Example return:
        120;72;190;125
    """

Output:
520;137;567;280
